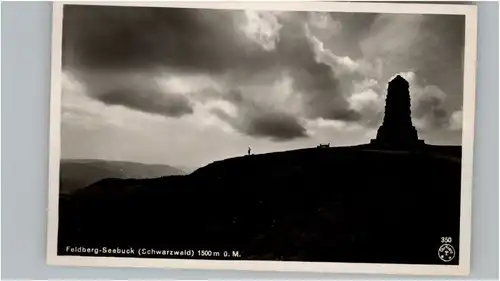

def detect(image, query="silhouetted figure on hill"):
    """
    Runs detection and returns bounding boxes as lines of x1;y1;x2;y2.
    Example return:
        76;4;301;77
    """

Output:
248;146;252;156
370;75;425;150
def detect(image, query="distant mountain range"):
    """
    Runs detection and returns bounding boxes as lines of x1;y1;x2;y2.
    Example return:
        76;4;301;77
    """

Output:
59;159;186;194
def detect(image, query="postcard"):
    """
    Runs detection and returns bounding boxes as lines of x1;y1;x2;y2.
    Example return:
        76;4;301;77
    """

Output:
46;1;477;276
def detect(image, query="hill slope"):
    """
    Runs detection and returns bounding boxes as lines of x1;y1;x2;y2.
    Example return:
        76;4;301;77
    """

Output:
58;145;462;265
59;159;185;194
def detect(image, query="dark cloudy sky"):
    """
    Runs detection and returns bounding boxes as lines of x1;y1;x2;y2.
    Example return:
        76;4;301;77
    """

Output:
60;4;465;168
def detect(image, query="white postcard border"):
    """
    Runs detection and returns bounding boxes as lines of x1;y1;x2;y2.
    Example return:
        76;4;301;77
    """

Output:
46;1;478;276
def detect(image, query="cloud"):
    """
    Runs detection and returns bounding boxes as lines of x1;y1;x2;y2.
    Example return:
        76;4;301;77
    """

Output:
308;32;360;75
97;88;193;118
62;5;273;73
170;71;309;140
61;71;177;131
267;21;362;123
65;70;197;119
61;71;101;128
223;72;303;116
360;14;427;61
412;85;449;130
62;5;366;140
239;10;283;51
213;106;308;141
61;71;121;129
62;7;384;133
307;12;342;39
449;109;463;131
302;25;387;125
360;13;465;97
62;5;465;149
245;112;308;141
348;89;382;116
308;12;341;30
306;25;378;78
218;81;308;141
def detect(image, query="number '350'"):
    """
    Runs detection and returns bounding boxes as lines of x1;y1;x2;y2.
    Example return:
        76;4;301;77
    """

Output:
441;237;452;243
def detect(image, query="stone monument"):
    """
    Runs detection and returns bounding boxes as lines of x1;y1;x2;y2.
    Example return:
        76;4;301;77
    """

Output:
369;75;425;150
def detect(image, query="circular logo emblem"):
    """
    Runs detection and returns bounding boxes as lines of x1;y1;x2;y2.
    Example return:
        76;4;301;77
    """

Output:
438;244;456;262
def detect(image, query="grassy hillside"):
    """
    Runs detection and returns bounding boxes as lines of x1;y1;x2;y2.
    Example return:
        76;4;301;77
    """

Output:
58;145;462;265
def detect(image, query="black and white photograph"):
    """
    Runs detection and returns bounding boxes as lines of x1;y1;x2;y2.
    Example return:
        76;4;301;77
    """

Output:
46;1;477;275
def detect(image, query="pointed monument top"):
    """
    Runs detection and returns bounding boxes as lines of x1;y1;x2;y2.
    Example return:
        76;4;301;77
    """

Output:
389;75;409;86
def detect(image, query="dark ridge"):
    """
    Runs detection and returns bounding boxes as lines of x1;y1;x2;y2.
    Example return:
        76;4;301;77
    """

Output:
58;144;461;265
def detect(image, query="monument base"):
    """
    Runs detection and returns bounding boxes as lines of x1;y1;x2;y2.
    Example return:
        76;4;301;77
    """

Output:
369;138;426;151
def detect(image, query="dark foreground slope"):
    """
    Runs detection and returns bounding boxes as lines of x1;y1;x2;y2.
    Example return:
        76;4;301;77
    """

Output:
58;145;462;265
